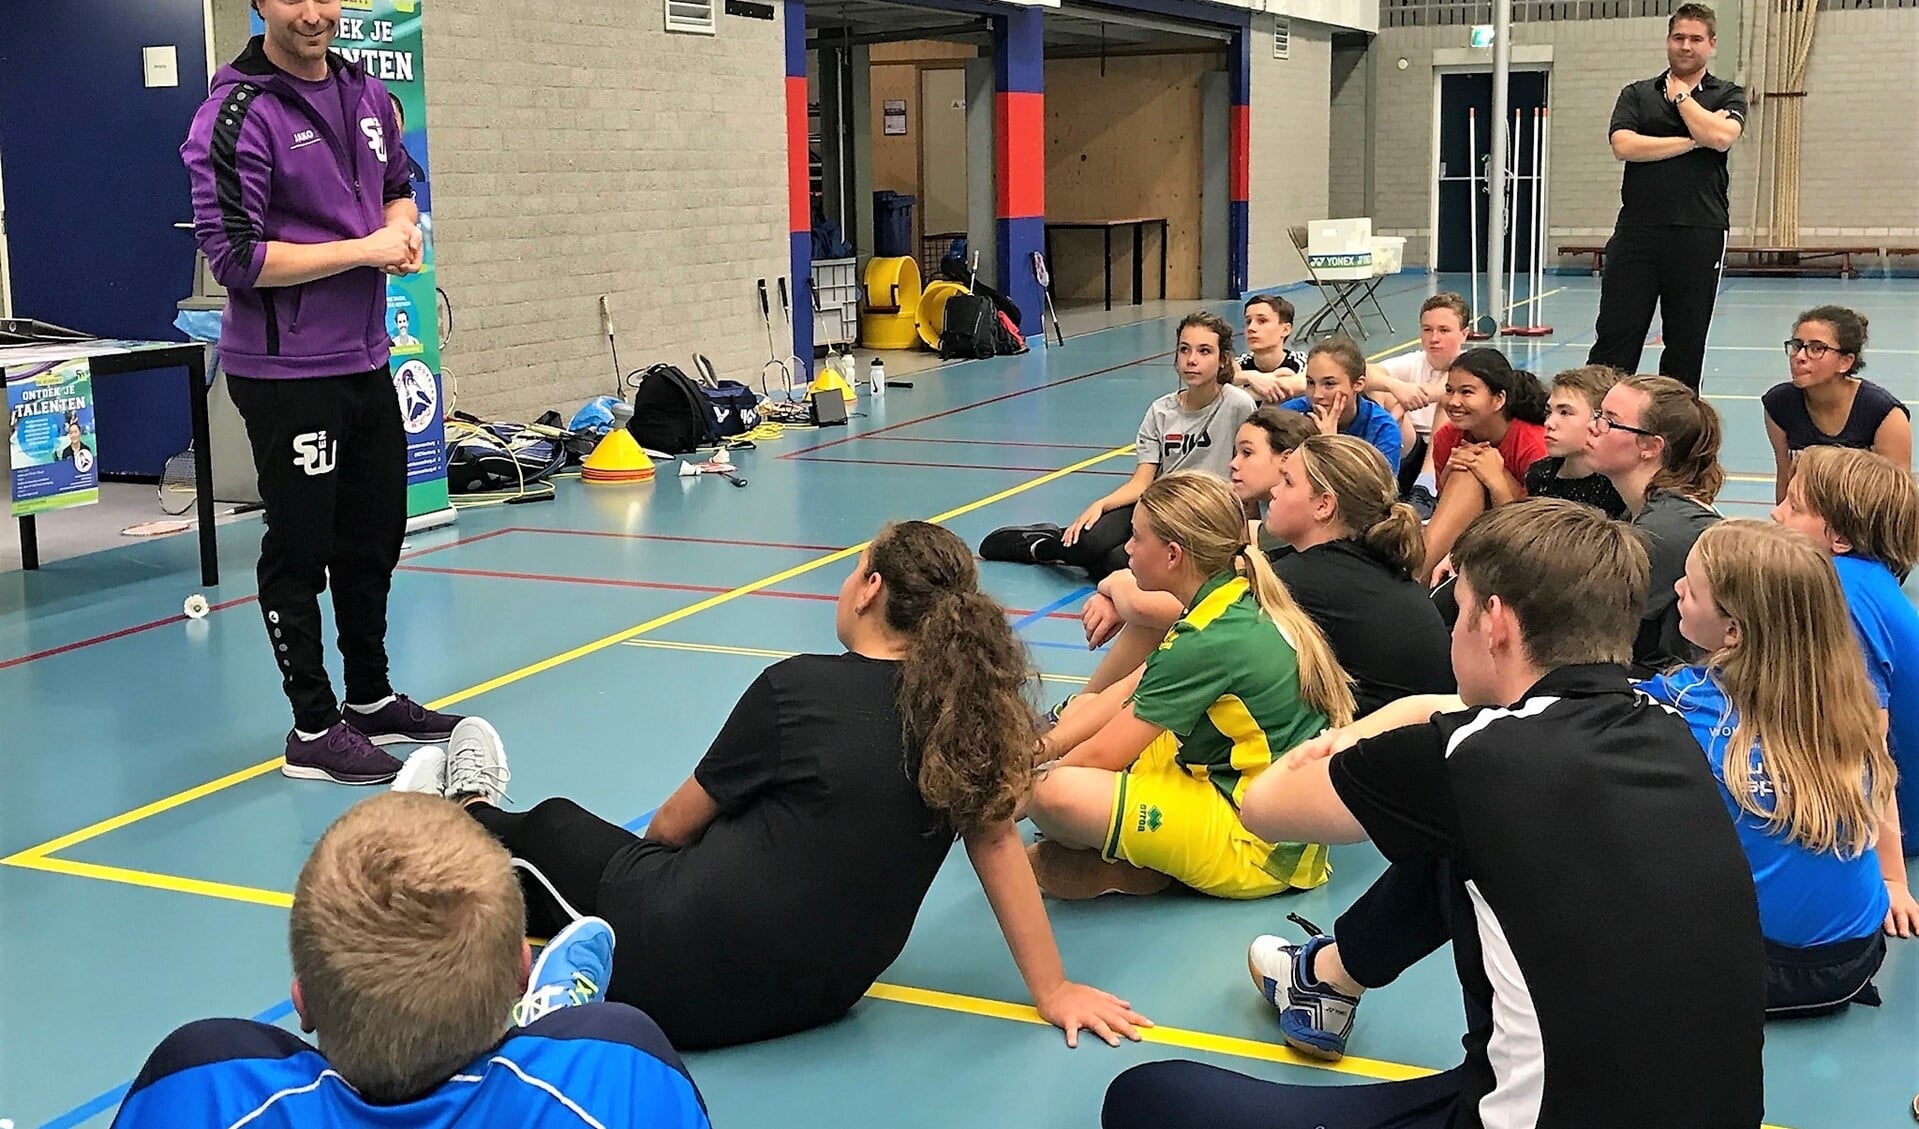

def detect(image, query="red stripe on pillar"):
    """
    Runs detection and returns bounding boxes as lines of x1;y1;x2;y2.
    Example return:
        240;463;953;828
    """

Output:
787;74;809;233
1229;104;1249;203
995;91;1045;219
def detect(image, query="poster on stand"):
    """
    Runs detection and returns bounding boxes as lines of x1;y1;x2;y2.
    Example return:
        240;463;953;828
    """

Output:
7;359;100;517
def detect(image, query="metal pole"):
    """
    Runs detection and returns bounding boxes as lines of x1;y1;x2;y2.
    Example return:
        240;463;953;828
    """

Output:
1467;108;1482;322
1486;0;1510;328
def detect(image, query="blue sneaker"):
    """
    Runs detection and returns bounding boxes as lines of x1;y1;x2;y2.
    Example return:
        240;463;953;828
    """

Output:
512;915;616;1027
1248;915;1359;1060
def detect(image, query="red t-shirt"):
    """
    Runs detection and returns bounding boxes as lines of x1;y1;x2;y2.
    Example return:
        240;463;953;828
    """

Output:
1432;419;1548;494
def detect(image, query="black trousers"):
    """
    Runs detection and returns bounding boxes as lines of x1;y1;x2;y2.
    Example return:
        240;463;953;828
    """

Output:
1103;859;1468;1129
470;798;639;938
1588;225;1727;390
469;797;861;1050
1056;504;1135;581
1105;1060;1468;1129
228;369;407;733
1765;932;1885;1018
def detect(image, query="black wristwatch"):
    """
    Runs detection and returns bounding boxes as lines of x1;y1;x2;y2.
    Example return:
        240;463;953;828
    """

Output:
1672;88;1690;105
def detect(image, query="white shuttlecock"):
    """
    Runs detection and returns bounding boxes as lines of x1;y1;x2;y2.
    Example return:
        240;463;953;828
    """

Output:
184;594;210;619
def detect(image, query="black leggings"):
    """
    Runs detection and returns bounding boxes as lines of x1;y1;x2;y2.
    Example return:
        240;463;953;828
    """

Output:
469;798;638;939
1057;504;1135;581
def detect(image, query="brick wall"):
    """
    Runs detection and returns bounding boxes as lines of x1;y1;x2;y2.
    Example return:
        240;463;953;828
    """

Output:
215;0;793;422
1247;16;1333;289
428;2;791;420
1328;8;1919;265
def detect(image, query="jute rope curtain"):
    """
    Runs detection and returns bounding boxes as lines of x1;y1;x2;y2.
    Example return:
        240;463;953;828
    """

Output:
1749;0;1822;244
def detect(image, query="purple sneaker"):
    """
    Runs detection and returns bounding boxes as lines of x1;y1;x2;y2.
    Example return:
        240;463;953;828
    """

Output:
342;695;466;746
283;723;404;785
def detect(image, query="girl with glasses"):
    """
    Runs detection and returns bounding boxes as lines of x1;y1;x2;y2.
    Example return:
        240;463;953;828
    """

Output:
1762;306;1910;503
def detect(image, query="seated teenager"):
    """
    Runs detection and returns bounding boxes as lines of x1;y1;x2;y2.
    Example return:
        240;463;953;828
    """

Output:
1102;499;1766;1129
115;793;712;1128
1234;293;1310;402
1026;471;1355;901
1415;348;1549;585
1077;407;1316;696
1264;435;1455;715
1427;364;1630;625
1366;292;1471;507
1587;374;1726;674
1773;446;1919;859
1280;336;1403;471
981;312;1256;580
1648;520;1913;1017
1529;364;1630;518
1763;305;1911;502
395;522;1147;1051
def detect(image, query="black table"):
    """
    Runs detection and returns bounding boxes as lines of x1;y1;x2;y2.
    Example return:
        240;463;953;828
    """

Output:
5;339;217;586
1044;218;1169;311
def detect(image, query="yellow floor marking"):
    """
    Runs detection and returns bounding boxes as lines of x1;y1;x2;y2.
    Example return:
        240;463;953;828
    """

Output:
4;448;1128;866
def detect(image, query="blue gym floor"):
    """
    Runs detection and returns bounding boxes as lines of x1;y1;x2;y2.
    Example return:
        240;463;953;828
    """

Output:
2;273;1913;1129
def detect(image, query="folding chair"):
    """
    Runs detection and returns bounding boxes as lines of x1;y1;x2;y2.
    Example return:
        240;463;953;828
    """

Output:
1289;225;1395;340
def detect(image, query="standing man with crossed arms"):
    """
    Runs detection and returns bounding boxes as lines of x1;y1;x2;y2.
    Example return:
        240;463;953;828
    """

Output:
183;0;464;784
1588;3;1746;391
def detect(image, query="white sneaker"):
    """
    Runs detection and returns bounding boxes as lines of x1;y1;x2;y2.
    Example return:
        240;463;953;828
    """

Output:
445;717;511;806
390;746;449;796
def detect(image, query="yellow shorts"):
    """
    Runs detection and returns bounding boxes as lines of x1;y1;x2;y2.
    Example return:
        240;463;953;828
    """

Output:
1101;732;1330;899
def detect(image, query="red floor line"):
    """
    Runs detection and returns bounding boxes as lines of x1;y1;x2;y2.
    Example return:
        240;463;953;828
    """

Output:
398;526;518;560
787;455;1133;477
0;527;522;671
779;349;1171;459
393;563;1081;621
499;527;844;553
857;436;1117;452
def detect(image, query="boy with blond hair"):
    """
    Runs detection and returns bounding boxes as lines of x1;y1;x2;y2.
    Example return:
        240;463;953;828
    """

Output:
113;793;709;1127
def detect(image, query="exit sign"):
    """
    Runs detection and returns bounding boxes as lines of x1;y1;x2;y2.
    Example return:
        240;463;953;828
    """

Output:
1470;24;1495;47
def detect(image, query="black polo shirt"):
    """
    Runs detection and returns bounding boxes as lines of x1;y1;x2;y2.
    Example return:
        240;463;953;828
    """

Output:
1609;70;1748;229
1329;663;1764;1129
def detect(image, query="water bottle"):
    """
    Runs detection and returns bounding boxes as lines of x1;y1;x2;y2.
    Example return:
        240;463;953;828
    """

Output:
868;357;886;396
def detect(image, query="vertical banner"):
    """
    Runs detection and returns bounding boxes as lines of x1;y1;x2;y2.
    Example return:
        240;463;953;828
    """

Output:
7;360;100;517
338;0;453;526
256;0;454;525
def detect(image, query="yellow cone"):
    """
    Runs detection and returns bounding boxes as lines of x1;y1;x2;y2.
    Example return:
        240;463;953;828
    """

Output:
581;426;655;484
808;365;859;404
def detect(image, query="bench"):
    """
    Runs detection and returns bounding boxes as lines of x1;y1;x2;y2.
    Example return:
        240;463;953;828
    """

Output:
1559;244;1919;279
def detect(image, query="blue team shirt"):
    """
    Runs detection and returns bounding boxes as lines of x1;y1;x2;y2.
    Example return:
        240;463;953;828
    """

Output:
1279;395;1403;471
112;1004;710;1128
1832;553;1919;851
1641;667;1888;947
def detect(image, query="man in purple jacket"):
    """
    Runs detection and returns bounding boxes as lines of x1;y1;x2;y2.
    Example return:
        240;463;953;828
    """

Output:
182;0;462;784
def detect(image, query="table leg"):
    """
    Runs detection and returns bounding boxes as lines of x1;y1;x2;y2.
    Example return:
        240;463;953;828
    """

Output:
187;348;220;587
18;515;38;570
1103;227;1113;312
1132;223;1144;306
